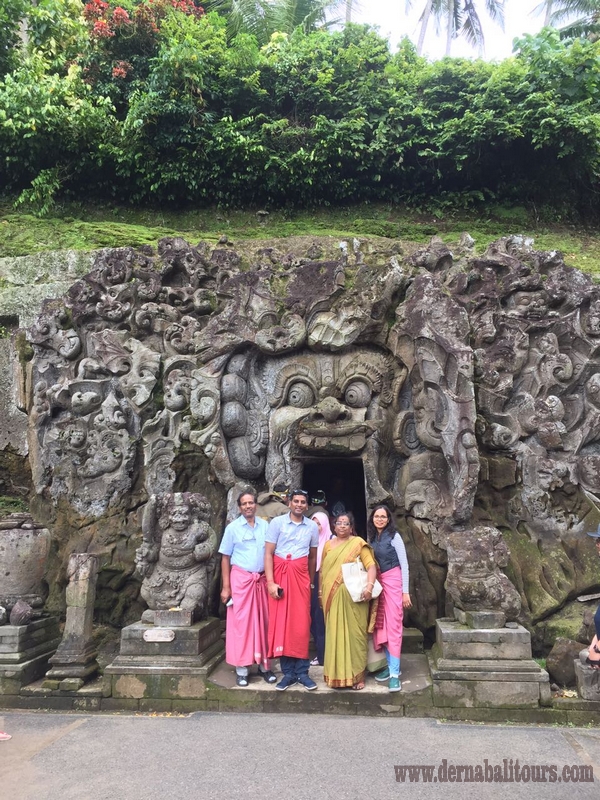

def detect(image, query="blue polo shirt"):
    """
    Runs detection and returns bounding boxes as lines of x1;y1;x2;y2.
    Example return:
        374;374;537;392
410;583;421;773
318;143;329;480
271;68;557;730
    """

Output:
265;512;319;559
219;515;268;574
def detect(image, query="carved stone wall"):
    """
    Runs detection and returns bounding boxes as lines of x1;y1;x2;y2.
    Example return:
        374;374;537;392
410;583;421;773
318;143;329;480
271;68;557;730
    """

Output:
21;235;600;638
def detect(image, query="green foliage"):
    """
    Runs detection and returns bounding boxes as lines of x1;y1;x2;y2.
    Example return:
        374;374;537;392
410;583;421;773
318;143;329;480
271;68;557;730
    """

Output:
2;19;600;215
0;0;26;76
0;495;28;515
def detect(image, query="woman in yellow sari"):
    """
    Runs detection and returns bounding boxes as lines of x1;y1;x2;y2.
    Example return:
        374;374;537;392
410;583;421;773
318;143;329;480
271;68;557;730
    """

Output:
320;513;377;689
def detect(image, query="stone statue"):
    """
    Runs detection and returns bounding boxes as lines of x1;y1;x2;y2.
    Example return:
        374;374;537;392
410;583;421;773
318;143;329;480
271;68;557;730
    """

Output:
135;493;217;618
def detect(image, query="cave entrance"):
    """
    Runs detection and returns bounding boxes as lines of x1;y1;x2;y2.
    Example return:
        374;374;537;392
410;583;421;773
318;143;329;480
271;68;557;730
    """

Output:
302;459;368;537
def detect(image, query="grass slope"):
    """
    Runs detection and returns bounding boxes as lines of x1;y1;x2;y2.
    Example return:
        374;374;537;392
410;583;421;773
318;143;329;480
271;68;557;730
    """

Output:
2;203;600;278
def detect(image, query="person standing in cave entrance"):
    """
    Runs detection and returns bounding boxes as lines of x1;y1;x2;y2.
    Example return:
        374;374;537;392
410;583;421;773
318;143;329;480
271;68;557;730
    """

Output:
329;477;352;519
256;483;289;522
265;489;319;691
219;491;277;687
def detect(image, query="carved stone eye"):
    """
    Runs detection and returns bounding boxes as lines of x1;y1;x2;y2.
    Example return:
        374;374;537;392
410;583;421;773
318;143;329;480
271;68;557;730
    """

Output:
287;382;314;408
344;381;371;408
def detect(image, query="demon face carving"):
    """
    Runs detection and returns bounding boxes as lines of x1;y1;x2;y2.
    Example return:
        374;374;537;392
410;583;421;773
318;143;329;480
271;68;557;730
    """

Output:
220;346;406;494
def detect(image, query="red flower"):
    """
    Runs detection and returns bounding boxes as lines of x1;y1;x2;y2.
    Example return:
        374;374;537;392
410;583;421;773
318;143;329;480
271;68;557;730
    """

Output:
112;6;131;25
112;60;132;78
91;19;115;37
83;0;109;21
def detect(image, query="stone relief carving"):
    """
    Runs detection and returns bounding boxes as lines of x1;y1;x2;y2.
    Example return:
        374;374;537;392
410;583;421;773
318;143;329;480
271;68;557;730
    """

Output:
23;235;600;633
135;493;217;618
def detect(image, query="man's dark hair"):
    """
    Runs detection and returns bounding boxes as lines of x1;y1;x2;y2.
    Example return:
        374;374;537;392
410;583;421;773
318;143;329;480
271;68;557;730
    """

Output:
289;488;309;502
237;490;257;506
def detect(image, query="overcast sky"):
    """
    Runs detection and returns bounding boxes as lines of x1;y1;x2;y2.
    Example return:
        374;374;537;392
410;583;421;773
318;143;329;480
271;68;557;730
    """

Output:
351;0;548;60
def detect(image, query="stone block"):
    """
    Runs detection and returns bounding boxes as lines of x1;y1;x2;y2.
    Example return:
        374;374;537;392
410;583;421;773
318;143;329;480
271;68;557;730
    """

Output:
401;627;424;653
574;659;600;701
154;609;194;627
435;620;532;660
60;678;84;692
432;679;542;709
0;618;60;655
118;618;221;659
0;646;58;694
454;610;505;629
111;671;208;700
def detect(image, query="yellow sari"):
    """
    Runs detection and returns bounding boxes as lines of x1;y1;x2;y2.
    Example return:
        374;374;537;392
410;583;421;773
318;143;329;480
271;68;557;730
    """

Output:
321;536;376;688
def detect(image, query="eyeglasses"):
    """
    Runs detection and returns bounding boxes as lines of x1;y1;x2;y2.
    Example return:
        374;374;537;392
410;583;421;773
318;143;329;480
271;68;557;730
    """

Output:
336;521;351;527
290;489;308;497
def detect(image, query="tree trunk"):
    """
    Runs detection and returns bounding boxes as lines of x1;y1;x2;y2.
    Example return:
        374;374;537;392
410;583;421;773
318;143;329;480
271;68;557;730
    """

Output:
417;0;433;55
445;0;454;56
346;0;353;24
544;0;553;26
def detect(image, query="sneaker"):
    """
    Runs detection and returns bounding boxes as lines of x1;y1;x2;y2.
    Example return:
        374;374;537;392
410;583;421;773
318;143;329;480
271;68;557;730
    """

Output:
374;667;390;682
275;675;298;691
259;669;277;684
310;657;320;667
389;676;401;692
236;675;249;687
297;675;317;691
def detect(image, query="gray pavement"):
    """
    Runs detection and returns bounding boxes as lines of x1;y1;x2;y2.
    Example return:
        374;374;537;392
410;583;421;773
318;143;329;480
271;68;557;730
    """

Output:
1;710;599;800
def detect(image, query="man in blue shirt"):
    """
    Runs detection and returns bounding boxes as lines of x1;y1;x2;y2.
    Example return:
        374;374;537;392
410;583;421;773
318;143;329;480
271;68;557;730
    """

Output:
220;491;276;687
265;489;319;691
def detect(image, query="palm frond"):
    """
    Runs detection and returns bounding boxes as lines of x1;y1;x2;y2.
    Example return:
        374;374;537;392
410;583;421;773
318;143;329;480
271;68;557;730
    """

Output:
549;0;600;24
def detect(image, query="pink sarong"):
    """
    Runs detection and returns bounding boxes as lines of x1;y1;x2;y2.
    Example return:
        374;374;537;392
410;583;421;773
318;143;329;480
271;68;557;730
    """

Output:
373;566;403;659
226;566;269;670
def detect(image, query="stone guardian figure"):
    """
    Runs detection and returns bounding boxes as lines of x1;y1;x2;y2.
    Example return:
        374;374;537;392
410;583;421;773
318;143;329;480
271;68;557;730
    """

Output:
135;493;217;619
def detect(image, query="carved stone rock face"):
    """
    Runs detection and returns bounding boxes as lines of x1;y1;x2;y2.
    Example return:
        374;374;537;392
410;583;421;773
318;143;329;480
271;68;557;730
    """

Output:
22;236;600;632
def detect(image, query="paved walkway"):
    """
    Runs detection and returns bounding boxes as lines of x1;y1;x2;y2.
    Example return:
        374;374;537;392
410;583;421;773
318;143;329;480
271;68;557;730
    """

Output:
1;710;599;800
210;652;431;694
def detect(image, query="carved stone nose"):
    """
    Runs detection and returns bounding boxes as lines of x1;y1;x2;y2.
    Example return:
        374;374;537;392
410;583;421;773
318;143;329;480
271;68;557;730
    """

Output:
312;397;348;423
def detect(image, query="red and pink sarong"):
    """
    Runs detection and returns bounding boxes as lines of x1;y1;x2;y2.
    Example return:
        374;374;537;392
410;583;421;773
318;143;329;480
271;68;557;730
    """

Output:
226;566;269;670
267;555;311;659
373;566;403;659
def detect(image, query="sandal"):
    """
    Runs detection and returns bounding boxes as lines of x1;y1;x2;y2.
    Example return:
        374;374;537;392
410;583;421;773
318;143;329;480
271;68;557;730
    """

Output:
352;681;365;690
0;732;11;741
586;637;600;669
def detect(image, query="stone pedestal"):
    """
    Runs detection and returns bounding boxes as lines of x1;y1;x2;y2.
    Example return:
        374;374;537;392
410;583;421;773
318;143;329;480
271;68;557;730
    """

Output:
0;617;61;694
44;554;99;691
430;615;551;709
575;648;600;700
105;617;224;701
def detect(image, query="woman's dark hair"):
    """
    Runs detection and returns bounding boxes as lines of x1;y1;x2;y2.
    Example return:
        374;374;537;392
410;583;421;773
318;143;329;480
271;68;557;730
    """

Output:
367;504;395;542
333;511;356;535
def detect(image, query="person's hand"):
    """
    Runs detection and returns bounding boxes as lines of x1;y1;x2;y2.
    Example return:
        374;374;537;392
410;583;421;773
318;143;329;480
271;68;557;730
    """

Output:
402;592;412;609
220;587;231;604
267;581;281;599
361;588;373;602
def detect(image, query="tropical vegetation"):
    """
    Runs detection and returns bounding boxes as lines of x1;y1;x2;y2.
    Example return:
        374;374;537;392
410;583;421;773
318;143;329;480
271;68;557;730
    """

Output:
1;1;600;219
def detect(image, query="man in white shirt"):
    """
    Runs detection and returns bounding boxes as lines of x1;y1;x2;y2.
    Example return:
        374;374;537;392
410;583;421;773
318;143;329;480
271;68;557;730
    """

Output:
220;491;276;687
